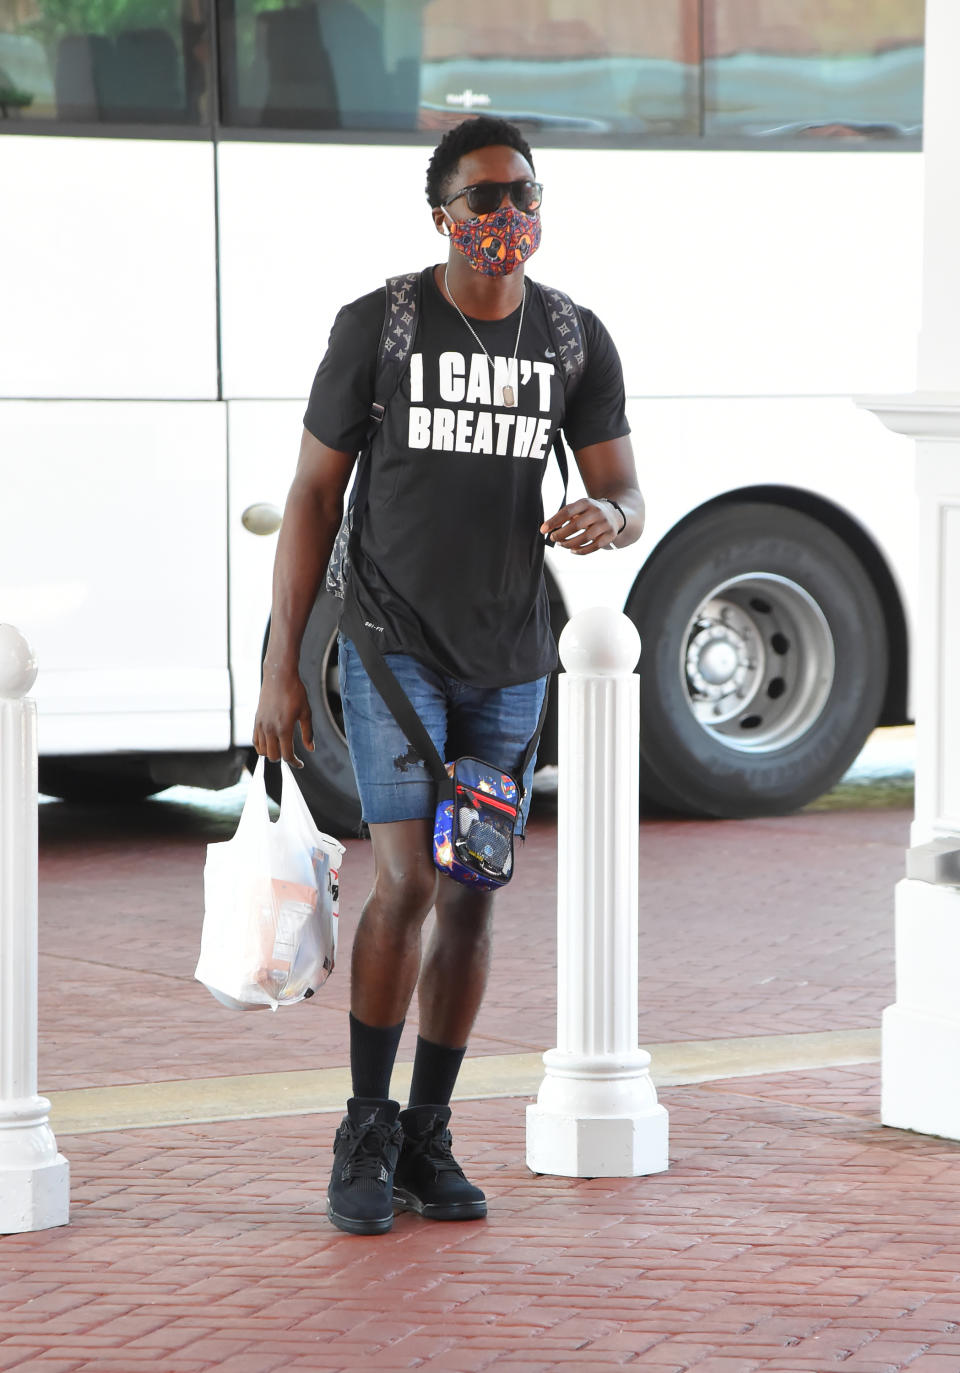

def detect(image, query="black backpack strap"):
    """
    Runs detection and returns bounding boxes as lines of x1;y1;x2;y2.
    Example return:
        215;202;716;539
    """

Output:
378;271;420;385
357;269;421;505
547;432;569;543
538;283;588;399
326;271;422;598
536;282;588;546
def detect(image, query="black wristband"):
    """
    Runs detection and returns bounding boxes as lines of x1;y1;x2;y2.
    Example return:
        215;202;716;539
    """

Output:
598;497;627;536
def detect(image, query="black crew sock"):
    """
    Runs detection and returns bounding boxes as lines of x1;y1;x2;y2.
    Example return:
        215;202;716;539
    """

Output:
349;1012;405;1101
407;1035;467;1109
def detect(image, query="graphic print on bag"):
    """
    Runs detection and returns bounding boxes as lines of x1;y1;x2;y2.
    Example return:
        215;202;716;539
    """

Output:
304;265;630;688
433;758;521;890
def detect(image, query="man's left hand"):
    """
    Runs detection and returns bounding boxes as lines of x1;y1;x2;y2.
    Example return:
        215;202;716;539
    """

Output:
540;498;619;554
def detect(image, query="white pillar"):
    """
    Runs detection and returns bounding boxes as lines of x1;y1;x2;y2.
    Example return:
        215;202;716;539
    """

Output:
856;0;960;1139
526;606;668;1177
0;625;69;1233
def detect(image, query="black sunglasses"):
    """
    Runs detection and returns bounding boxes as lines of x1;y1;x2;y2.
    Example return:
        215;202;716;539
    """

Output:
441;179;543;217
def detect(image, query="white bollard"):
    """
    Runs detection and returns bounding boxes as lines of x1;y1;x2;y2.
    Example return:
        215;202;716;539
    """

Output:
857;0;960;1140
0;625;69;1233
526;606;669;1178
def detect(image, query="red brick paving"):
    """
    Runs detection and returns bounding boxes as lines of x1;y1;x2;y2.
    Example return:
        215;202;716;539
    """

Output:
36;794;905;1092
4;1069;960;1370
9;791;957;1370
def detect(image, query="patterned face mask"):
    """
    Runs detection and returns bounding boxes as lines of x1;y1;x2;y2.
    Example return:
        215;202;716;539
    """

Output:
445;205;542;276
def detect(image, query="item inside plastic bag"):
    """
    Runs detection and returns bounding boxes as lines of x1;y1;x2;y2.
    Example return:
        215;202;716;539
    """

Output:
195;757;346;1011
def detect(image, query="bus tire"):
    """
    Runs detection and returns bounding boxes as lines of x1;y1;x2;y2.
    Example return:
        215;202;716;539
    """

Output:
625;502;888;817
261;592;363;837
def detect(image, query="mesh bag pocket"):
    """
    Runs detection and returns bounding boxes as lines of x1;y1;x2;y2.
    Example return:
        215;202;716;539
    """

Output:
433;758;521;890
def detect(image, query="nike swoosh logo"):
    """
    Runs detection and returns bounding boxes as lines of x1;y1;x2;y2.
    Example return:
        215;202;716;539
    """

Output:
545;349;556;358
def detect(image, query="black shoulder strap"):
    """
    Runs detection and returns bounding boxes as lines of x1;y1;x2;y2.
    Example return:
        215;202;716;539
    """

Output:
341;592;549;802
341;270;551;787
341;593;450;795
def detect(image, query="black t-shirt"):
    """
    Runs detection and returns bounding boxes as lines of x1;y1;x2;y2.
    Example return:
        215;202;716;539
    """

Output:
303;265;630;688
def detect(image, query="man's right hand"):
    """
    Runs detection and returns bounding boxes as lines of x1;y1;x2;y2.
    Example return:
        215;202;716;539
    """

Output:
253;670;315;769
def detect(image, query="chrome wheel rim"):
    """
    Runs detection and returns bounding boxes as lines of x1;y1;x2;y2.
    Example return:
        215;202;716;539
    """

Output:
680;573;835;753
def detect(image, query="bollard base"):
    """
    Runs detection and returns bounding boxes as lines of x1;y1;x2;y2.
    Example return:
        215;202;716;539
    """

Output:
883;1002;960;1141
881;878;960;1141
0;1154;70;1234
525;1102;669;1178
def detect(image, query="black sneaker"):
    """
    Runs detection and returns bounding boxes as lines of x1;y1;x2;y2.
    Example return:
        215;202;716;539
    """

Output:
326;1097;403;1235
393;1105;487;1221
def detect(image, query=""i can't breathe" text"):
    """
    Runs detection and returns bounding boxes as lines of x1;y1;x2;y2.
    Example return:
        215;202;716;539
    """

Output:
407;350;556;458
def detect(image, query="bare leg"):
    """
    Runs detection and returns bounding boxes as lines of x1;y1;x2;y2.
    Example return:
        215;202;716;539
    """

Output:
350;818;438;1028
416;877;496;1047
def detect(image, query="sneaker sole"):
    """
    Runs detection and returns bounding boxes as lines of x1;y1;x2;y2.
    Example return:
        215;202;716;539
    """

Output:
392;1187;487;1221
326;1199;394;1235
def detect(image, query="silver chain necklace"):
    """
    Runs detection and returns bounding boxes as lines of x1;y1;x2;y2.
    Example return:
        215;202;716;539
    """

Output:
443;267;525;407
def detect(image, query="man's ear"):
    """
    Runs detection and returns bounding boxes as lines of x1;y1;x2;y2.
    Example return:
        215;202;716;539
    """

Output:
432;207;451;237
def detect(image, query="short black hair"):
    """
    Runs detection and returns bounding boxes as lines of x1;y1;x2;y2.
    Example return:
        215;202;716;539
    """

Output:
425;116;535;208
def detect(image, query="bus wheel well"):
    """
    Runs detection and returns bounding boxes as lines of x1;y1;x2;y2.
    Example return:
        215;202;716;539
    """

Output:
632;485;908;727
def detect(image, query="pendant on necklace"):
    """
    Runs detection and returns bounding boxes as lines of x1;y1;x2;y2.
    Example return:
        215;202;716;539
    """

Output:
501;384;516;407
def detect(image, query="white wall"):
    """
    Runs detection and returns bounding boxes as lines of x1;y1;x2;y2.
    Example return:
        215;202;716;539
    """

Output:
0;136;218;401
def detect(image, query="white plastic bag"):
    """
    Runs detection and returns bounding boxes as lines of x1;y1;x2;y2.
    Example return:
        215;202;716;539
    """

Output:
195;757;346;1012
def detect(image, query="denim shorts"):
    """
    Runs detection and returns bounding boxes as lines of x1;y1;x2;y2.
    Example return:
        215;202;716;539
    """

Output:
338;634;548;832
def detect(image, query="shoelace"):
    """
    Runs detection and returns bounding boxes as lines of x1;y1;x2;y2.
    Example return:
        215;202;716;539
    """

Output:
335;1120;400;1182
407;1121;464;1176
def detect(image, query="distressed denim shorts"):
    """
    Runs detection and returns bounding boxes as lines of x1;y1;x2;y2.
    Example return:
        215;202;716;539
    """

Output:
337;634;548;832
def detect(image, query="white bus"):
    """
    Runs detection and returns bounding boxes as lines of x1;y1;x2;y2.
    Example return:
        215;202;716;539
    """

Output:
0;0;924;831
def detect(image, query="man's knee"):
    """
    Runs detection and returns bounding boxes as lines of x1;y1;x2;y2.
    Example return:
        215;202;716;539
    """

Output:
368;819;438;923
371;855;438;925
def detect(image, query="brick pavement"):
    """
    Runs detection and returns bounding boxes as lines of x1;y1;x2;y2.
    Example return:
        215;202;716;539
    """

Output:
10;785;955;1372
4;1067;960;1371
36;793;906;1093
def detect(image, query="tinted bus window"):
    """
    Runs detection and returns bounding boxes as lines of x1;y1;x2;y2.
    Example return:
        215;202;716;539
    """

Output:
704;0;924;141
419;0;698;136
218;0;924;145
0;0;211;123
218;0;699;135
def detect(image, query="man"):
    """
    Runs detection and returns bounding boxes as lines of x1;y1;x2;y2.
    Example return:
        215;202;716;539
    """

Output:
254;115;643;1235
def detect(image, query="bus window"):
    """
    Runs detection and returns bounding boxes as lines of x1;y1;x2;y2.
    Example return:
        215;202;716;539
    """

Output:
217;0;699;136
216;0;925;146
417;0;698;136
0;0;211;124
218;0;421;130
704;0;924;142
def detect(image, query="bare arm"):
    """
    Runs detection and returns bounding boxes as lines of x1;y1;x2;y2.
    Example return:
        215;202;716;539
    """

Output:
253;428;356;766
540;435;644;554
